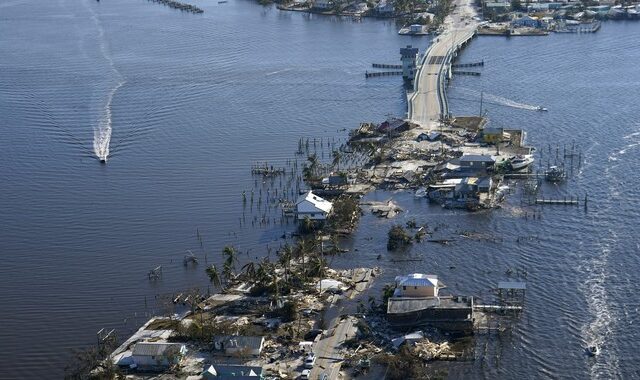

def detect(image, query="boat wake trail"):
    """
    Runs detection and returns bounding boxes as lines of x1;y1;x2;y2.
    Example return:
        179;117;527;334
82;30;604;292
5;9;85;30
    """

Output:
265;68;294;76
93;80;124;160
578;235;619;379
88;1;125;162
456;87;540;110
576;133;640;379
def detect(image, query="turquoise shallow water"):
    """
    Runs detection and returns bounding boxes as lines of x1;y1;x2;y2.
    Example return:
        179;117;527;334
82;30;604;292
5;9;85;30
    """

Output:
1;0;639;378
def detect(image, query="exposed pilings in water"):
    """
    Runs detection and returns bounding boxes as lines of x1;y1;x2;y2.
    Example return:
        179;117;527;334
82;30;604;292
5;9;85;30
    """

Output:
452;60;484;68
453;71;481;76
365;71;403;78
372;63;403;69
146;0;204;13
534;196;587;206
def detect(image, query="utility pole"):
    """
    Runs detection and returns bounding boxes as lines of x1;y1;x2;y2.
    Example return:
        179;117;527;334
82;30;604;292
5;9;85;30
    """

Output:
479;91;483;116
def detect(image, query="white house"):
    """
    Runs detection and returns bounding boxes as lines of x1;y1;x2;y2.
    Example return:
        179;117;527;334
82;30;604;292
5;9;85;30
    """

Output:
355;2;369;13
376;0;394;15
393;273;440;298
212;335;265;357
131;342;186;370
295;191;333;220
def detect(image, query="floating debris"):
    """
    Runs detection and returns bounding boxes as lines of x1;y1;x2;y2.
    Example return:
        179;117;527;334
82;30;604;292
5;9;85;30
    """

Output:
183;251;198;266
148;265;163;280
544;165;566;182
362;199;403;219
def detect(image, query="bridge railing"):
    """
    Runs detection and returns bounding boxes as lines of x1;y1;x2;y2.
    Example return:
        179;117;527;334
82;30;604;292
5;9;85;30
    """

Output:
408;42;436;121
409;27;477;123
438;29;477;119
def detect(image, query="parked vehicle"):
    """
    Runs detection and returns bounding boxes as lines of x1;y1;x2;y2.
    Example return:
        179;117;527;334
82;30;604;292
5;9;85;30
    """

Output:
304;353;316;369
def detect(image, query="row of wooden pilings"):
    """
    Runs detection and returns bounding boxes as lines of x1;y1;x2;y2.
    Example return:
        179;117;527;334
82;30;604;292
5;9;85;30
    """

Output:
147;0;204;13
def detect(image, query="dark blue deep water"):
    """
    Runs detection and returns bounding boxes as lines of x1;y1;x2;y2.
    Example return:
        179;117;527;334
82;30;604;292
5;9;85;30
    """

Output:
1;0;639;378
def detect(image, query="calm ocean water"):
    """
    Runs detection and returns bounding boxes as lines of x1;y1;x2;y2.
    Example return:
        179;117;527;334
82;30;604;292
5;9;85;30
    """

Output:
1;0;639;378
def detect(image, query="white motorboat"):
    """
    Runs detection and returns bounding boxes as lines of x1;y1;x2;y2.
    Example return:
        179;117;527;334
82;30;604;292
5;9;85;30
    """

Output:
536;106;548;112
585;345;600;357
509;155;534;170
415;187;427;198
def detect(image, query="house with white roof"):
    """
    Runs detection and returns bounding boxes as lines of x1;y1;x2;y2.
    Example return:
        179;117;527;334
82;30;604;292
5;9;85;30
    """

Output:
212;335;265;357
393;273;440;298
387;273;474;333
295;191;333;220
203;364;263;379
130;342;186;370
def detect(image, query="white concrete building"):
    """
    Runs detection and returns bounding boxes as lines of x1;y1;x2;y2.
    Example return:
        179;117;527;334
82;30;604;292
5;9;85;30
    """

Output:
295;191;333;220
393;273;440;298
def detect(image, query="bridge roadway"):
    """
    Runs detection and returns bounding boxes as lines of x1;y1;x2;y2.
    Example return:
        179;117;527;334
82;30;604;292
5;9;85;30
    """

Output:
409;0;480;128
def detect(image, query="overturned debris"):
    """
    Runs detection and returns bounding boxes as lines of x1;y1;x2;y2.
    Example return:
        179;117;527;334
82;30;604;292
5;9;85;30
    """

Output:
362;199;403;219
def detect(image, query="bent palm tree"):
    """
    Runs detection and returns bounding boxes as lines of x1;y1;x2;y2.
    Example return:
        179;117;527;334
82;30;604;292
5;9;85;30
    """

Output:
222;246;237;271
241;261;257;283
206;264;222;289
307;153;319;173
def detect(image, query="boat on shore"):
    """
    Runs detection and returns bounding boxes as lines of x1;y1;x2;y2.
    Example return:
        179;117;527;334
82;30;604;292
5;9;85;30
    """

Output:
509;155;534;170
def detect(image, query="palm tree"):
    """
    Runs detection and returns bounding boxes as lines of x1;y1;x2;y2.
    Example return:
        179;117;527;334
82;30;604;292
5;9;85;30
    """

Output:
255;258;274;284
307;255;326;278
295;237;317;258
301;215;315;233
222;246;237;271
241;261;257;283
206;264;222;289
307;153;319;176
381;284;395;308
278;244;294;285
329;234;340;255
255;258;280;296
295;238;317;280
302;165;314;182
332;150;342;171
